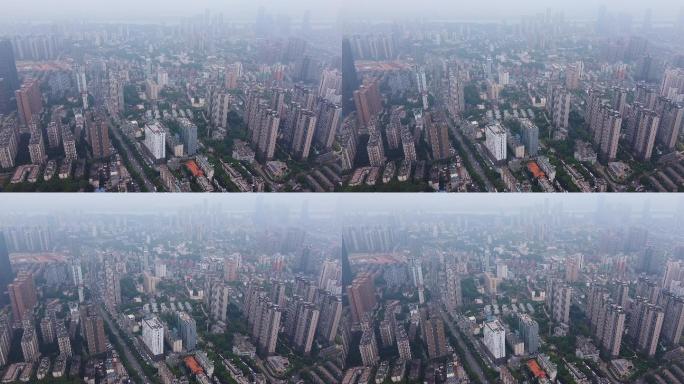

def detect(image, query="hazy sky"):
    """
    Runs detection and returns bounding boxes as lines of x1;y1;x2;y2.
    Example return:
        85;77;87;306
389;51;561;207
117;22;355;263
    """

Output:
1;0;681;22
340;0;680;21
0;194;681;215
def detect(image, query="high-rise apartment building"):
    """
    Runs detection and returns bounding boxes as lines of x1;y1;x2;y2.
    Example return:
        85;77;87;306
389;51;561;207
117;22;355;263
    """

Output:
314;99;341;150
291;301;319;355
347;273;376;324
359;330;379;366
661;292;684;346
426;113;450;161
316;292;342;344
15;79;42;128
518;314;539;354
87;113;111;159
422;309;448;359
396;326;411;361
444;265;462;315
485;122;507;162
401;128;417;163
0;316;11;367
353;80;382;128
367;132;385;167
630;105;660;161
21;326;40;362
547;85;570;129
28;129;46;164
546;279;571;324
9;272;37;323
520;119;539;157
210;284;230;324
81;305;107;355
291;109;317;160
629;298;664;357
142;317;164;356
179;118;198;156
56;323;72;357
0;233;12;305
178;312;197;351
656;99;683;150
483;320;506;359
103;260;121;312
0;40;20;98
144;121;166;161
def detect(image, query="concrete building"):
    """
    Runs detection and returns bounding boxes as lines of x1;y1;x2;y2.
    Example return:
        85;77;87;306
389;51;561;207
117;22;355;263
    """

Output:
28;129;46;165
359;330;379;366
483;320;506;359
144;121;166;161
485;123;507;162
662;293;684;346
81;305;107;355
8;272;37;323
347;273;377;324
367;132;385;167
178;312;197;351
20;326;40;362
142;317;164;356
518;314;539;354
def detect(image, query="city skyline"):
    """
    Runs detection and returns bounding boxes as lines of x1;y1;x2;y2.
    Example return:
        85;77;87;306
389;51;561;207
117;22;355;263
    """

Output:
0;193;683;216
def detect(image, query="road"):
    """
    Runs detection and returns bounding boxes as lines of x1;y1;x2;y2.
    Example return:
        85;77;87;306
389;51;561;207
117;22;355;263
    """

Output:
99;305;154;384
438;307;488;384
108;117;157;192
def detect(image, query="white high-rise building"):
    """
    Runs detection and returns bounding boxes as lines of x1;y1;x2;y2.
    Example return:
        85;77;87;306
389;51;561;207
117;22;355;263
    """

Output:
142;317;164;356
144;121;166;161
483;319;506;359
485;123;507;162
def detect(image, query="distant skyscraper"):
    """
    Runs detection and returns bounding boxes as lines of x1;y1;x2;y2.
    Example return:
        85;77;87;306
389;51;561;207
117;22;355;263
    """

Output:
0;233;12;305
340;238;353;288
342;37;360;115
0;40;19;101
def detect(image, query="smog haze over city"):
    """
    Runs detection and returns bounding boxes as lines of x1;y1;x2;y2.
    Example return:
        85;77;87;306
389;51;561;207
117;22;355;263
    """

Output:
1;0;684;383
